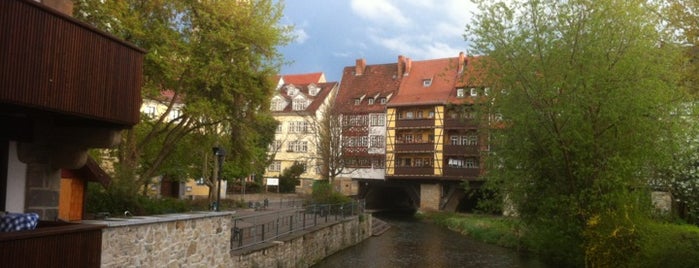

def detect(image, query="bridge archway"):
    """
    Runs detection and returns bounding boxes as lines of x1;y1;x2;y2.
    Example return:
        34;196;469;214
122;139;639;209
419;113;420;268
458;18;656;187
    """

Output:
359;180;419;211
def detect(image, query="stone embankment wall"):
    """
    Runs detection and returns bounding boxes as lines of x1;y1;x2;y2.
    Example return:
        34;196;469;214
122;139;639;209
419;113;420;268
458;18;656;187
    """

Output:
230;214;372;267
93;211;371;267
96;212;234;267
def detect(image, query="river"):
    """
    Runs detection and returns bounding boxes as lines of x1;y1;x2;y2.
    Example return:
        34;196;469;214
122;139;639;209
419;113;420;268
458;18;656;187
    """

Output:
313;212;546;268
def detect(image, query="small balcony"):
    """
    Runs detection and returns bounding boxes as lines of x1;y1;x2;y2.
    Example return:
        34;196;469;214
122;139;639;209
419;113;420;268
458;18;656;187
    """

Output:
395;118;435;128
443;167;480;179
0;221;104;267
394;142;434;152
444;118;479;129
443;144;479;155
393;166;434;176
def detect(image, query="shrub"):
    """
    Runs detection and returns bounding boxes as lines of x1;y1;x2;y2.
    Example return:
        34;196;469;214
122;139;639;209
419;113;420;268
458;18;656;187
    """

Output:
630;222;699;268
310;180;350;204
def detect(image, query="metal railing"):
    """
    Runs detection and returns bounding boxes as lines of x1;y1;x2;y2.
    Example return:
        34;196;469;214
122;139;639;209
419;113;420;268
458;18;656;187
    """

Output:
231;200;365;251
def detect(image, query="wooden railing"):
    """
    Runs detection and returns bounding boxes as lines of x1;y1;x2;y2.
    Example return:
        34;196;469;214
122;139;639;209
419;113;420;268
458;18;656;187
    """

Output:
0;221;104;267
395;118;434;128
443;167;480;179
443;144;479;155
0;0;145;126
394;142;434;152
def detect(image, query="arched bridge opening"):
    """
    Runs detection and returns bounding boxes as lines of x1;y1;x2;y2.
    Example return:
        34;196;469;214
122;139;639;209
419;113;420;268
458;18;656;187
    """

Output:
359;180;419;212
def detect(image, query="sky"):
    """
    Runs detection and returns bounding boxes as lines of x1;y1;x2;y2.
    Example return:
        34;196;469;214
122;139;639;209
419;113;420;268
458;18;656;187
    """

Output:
278;0;477;82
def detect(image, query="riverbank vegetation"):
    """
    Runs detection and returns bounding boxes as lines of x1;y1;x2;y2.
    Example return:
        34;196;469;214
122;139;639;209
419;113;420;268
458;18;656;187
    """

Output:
466;0;698;266
427;212;699;268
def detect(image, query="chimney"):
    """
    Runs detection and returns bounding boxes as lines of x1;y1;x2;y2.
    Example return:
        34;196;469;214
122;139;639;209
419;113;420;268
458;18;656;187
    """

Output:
458;51;466;73
404;57;412;76
397;55;404;78
355;59;366;76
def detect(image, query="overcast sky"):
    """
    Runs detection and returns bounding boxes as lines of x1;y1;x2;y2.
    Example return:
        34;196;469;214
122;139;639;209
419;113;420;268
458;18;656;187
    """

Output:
278;0;476;82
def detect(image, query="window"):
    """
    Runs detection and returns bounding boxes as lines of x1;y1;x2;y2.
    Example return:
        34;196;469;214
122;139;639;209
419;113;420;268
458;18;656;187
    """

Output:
416;111;423;119
370;135;385;148
371;158;385;169
450;136;460;145
287;141;308;152
289;121;308;133
456;88;465;98
423;78;432;87
368;98;374;105
484;87;490;96
428;111;435;118
293;98;308;111
359;136;368;147
403;134;414;143
196;177;205;185
354;99;361;105
144;105;156;117
269;140;282;151
380;98;387;104
448;158;464;168
461;135;469;146
271;99;285;111
308;85;320;96
468;134;478;145
276;123;283;133
369;114;385;126
470;87;478;96
268;161;281;172
465;158;478;168
405;111;414;119
169;109;181;121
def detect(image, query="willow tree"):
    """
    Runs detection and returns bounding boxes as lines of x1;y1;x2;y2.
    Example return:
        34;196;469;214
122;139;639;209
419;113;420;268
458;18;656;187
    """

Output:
468;0;687;266
74;0;291;197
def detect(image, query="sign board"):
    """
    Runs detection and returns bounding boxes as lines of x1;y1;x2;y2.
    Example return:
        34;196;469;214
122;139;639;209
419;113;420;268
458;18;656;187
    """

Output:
266;178;279;186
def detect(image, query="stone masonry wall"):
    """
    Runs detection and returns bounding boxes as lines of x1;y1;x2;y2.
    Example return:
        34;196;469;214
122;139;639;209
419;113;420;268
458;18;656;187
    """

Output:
230;214;372;268
100;213;233;267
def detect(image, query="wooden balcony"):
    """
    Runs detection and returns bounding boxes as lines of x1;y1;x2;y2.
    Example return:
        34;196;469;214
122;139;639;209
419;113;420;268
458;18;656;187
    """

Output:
0;0;145;127
444;118;479;129
443;144;479;155
395;118;434;128
393;166;434;176
443;167;480;179
394;142;434;152
0;221;104;267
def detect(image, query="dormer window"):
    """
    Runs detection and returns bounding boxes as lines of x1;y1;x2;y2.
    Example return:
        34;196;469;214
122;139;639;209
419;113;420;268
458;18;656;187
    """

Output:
470;87;478;96
271;96;286;111
456;88;465;98
484;87;490;96
423;78;432;87
380;98;387;104
308;84;320;96
292;95;308;111
354;99;361;105
368;98;374;105
286;85;299;96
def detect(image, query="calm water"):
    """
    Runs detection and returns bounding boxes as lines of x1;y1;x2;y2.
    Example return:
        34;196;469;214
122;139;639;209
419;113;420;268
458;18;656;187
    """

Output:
313;212;546;268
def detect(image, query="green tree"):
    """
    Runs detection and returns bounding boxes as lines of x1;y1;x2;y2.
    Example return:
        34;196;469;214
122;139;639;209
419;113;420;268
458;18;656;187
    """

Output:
467;0;687;266
74;0;290;199
278;162;304;193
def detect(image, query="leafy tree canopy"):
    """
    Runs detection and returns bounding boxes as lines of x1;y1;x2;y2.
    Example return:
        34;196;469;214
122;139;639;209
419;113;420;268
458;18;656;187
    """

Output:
468;0;689;265
74;0;291;195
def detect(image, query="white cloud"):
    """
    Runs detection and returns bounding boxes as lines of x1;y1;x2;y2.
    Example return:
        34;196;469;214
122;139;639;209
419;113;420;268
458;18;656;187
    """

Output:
293;28;309;44
350;0;410;27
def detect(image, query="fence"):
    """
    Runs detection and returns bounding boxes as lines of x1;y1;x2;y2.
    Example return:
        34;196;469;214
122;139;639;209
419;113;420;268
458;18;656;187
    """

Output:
231;200;365;251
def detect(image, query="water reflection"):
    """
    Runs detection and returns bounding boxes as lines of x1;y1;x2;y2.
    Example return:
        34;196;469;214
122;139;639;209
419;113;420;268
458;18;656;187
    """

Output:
313;212;545;268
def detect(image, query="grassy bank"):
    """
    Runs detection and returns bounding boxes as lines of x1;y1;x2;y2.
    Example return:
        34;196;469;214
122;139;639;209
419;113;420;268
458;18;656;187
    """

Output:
422;212;524;249
424;212;699;267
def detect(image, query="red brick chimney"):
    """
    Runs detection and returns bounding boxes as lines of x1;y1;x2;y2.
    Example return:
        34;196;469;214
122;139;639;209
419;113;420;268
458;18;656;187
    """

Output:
355;58;366;76
397;55;404;78
404;57;412;76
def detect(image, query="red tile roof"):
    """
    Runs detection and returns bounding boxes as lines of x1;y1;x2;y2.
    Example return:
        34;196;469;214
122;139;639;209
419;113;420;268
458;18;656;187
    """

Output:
271;82;337;114
336;60;402;114
278;72;326;84
388;57;457;106
389;54;489;106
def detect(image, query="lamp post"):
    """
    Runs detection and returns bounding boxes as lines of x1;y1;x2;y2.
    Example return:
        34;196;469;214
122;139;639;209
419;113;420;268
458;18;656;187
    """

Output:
212;147;226;211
